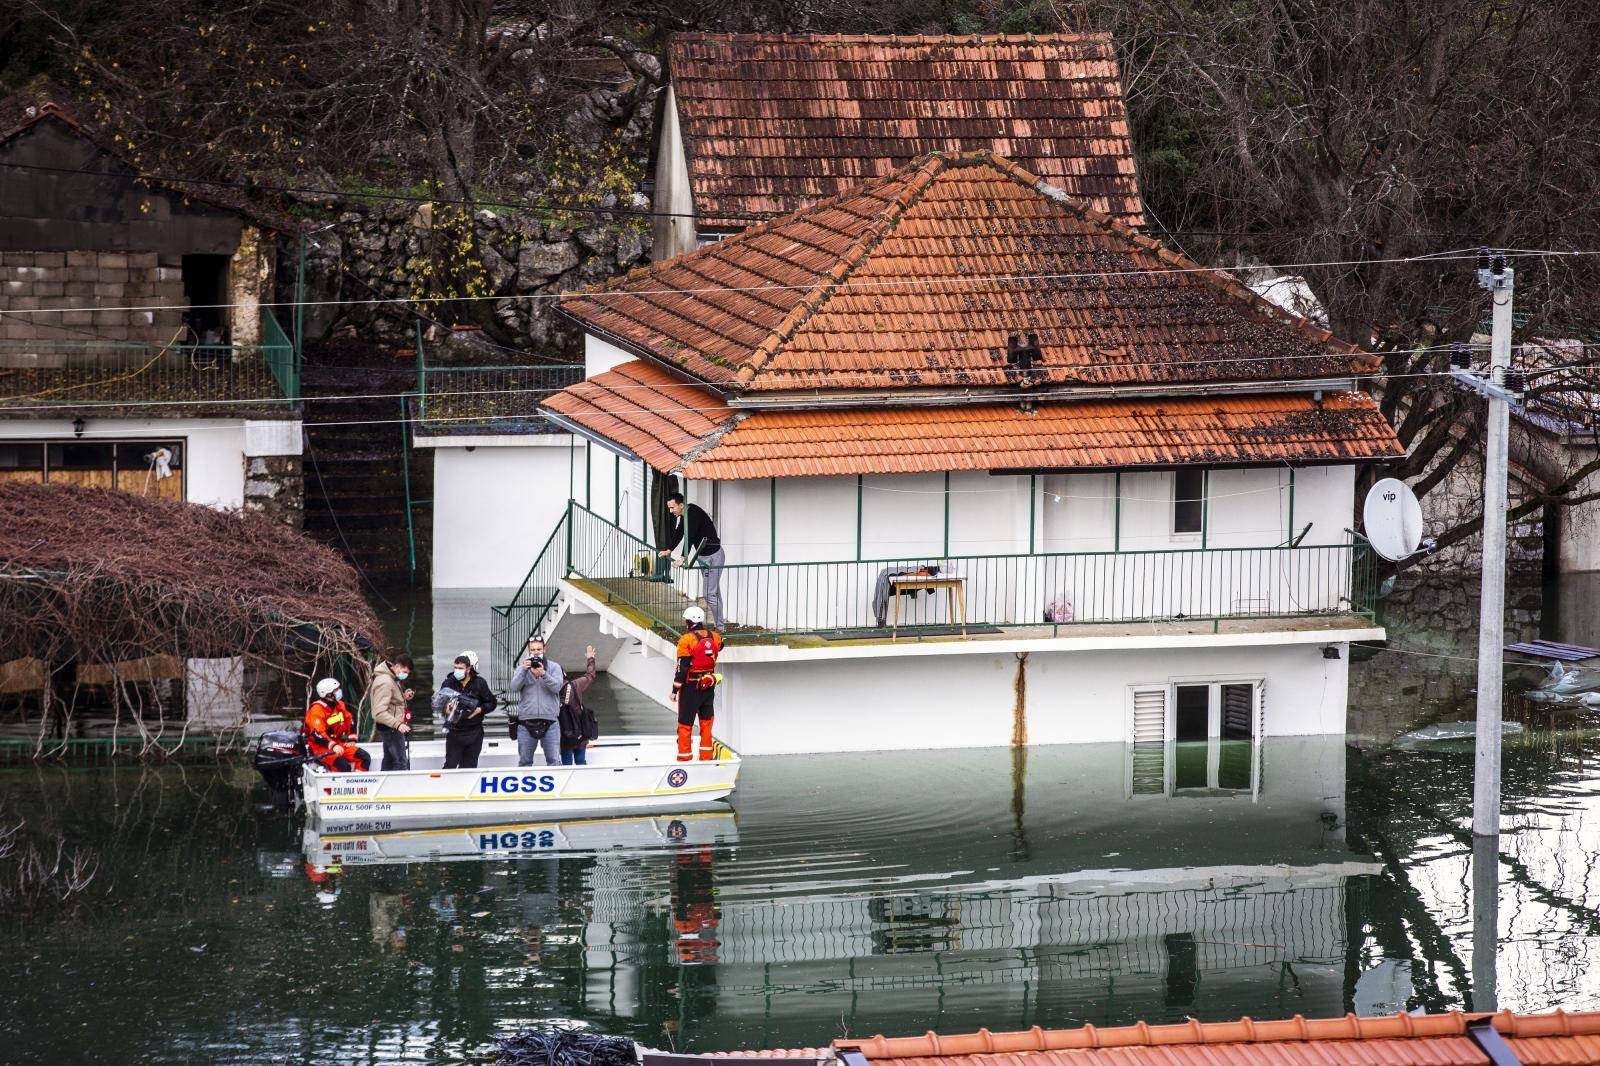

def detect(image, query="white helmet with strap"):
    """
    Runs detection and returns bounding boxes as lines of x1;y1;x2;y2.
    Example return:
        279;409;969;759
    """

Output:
683;605;706;626
315;677;341;699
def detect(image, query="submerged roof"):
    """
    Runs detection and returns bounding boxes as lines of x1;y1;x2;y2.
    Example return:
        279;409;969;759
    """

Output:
738;1011;1600;1066
562;153;1371;395
668;33;1143;228
540;361;1401;479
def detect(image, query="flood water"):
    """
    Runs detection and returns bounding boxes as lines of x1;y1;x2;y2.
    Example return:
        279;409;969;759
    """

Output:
7;576;1600;1062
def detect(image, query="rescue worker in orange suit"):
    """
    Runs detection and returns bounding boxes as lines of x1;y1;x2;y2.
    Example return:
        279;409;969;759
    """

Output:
672;606;722;762
304;677;371;773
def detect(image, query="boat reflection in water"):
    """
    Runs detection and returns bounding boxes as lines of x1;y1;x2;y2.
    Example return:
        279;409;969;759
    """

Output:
303;810;740;866
292;734;1379;1051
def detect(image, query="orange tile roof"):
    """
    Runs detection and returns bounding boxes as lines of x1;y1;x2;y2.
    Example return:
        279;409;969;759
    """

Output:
681;392;1401;480
668;33;1143;228
817;1011;1600;1066
562;153;1372;395
540;360;733;472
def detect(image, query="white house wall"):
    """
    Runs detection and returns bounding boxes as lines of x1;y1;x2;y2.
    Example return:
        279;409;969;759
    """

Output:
583;333;636;379
714;639;1349;755
676;466;1358;632
428;436;576;589
0;416;262;508
648;86;699;262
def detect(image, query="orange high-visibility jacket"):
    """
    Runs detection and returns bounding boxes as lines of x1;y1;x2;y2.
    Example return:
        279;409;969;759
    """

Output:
303;698;355;756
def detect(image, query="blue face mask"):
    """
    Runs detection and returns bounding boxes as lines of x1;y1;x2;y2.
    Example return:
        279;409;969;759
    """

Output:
453;668;466;681
393;672;408;682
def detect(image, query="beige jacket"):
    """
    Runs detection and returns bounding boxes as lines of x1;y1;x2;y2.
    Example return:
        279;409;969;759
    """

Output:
369;662;409;731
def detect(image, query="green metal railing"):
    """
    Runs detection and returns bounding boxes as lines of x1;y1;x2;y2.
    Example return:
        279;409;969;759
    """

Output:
416;362;582;429
492;501;1378;663
262;310;299;400
0;310;300;407
490;506;575;688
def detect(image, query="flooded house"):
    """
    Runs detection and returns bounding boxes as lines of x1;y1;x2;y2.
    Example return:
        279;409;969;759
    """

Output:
504;150;1403;756
425;32;1146;593
0;94;303;521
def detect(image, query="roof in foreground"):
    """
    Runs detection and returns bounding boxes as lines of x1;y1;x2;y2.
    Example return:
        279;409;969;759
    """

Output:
732;1010;1600;1065
562;153;1372;395
540;362;1401;478
667;32;1143;228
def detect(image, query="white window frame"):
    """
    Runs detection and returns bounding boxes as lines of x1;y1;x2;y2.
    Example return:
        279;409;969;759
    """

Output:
1124;677;1265;799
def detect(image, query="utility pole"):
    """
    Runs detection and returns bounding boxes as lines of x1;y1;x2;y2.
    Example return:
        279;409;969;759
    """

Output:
1471;251;1514;837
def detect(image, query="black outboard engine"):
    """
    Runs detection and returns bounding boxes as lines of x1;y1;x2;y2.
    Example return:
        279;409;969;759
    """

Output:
254;730;307;811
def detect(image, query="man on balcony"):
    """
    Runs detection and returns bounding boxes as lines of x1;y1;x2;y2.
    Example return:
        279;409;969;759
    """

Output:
659;493;725;631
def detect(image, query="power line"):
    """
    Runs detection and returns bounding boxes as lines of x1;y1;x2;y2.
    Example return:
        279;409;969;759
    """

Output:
0;159;765;225
4;247;1594;320
9;364;1573;420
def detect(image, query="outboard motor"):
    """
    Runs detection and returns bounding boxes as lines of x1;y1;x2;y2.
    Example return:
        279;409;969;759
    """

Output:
254;729;307;811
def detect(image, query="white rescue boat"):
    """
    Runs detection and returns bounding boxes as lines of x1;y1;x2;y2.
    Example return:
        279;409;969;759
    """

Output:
290;733;740;831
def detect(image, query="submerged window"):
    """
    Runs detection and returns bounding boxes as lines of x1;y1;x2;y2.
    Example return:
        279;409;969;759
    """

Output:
1125;680;1262;797
1173;468;1205;534
1174;684;1209;741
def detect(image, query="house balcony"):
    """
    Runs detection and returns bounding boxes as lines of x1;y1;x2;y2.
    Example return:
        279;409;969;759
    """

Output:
490;502;1379;688
0;311;299;416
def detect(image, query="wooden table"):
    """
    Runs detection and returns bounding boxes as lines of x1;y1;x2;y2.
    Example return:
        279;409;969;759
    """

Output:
888;575;967;639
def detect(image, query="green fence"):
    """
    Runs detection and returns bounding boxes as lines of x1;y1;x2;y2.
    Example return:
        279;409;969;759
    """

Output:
492;501;1379;671
262;310;299;400
417;363;582;430
0;310;300;407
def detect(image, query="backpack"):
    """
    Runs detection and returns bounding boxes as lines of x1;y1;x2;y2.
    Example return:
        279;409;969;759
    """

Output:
558;680;601;745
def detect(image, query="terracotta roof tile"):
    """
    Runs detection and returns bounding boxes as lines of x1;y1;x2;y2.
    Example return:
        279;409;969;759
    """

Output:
668;33;1143;227
541;360;734;471
815;1011;1600;1066
563;153;1372;395
678;391;1399;479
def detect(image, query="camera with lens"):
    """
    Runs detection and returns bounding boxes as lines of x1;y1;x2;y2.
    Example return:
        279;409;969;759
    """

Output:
524;655;545;670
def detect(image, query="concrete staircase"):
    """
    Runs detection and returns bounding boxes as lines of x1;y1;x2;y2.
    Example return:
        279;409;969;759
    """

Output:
300;338;428;584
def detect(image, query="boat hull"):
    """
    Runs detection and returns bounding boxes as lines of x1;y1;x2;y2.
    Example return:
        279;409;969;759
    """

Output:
300;733;740;831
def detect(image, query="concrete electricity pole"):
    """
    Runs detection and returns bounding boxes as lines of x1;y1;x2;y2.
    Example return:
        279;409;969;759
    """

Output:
1469;251;1514;838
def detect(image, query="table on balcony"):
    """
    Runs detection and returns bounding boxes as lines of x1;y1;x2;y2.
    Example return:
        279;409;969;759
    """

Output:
888;574;967;639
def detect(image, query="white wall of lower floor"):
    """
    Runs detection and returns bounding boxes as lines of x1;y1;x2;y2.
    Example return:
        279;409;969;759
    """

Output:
422;434;578;589
709;640;1348;755
0;416;300;508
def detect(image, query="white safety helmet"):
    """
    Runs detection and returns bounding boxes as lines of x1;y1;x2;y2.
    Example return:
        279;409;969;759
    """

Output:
315;677;341;699
458;649;480;670
683;606;706;626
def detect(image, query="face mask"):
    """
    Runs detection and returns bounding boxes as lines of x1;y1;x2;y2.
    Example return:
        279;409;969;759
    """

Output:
453;668;466;681
332;689;343;703
393;671;408;682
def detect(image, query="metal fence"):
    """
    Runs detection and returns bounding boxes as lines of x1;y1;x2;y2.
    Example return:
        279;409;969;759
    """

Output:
0;311;299;407
416;363;582;430
491;502;1378;668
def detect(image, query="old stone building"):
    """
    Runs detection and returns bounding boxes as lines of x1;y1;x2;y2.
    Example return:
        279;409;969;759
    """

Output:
0;91;302;525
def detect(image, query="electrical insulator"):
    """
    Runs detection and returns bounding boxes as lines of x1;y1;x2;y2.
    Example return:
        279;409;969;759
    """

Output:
1505;368;1526;396
1450;344;1471;370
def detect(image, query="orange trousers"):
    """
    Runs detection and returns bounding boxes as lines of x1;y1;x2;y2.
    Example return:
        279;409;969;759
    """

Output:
675;718;715;762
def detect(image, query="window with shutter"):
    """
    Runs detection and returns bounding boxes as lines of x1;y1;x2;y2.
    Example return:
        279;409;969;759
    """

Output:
1130;685;1168;744
1126;684;1170;797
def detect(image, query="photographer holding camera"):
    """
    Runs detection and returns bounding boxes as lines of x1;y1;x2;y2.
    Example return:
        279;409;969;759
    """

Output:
508;636;565;767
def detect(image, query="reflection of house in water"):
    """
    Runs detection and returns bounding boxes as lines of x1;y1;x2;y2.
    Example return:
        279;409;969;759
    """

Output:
568;738;1376;1045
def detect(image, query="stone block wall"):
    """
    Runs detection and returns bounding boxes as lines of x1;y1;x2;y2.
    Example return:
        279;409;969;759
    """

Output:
1413;447;1545;575
0;250;184;359
243;454;304;529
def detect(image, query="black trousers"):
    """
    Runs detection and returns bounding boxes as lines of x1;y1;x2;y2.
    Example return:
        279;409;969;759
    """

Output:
677;683;716;726
443;727;484;769
377;725;409;771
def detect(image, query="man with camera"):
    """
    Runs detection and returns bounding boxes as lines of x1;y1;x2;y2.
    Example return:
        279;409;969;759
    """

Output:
508;636;565;767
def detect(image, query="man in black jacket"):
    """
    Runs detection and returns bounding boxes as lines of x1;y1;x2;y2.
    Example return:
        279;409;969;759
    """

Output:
658;493;725;631
430;650;496;769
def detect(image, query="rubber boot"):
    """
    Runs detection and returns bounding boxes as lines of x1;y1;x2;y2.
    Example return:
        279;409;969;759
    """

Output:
697;717;715;761
676;723;693;762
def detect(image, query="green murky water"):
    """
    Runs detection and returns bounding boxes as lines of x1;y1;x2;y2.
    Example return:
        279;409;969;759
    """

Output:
5;576;1600;1063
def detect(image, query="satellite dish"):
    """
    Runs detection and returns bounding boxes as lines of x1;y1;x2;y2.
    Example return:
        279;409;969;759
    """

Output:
1363;478;1424;562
